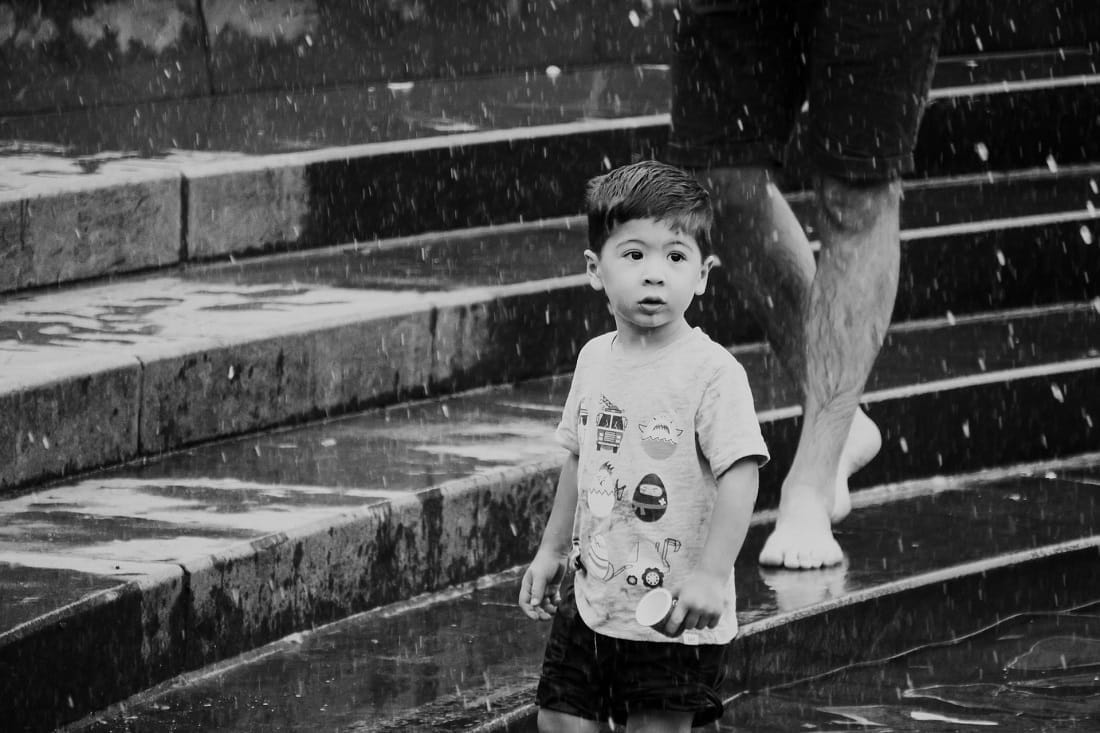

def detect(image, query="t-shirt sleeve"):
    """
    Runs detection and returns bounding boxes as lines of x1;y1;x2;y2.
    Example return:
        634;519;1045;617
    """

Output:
556;339;601;455
696;358;770;478
555;372;582;455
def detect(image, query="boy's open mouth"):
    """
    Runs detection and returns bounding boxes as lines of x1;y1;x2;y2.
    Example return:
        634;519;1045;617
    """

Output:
639;297;665;305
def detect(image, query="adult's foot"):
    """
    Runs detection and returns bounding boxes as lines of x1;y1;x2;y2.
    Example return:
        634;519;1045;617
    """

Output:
758;410;882;569
830;409;882;522
758;491;842;568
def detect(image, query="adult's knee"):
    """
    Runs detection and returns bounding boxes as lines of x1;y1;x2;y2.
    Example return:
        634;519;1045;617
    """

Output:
815;175;901;236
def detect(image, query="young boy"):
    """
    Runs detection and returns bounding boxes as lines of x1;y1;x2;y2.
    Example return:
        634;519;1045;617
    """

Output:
518;160;769;732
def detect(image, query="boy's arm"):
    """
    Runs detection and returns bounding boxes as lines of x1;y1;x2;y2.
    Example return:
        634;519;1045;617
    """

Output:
698;457;759;581
663;457;759;635
518;452;579;621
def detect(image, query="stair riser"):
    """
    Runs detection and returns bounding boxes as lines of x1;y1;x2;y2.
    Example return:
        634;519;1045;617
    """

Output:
0;570;186;733
729;546;1100;692
761;365;1100;502
4;217;1095;496
0;463;561;733
245;85;1100;254
6;365;1095;729
6;77;1097;295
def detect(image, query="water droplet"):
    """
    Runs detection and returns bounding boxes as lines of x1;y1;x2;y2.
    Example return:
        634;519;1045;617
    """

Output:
899;437;909;453
1081;225;1094;245
1051;384;1065;402
961;421;970;438
974;142;989;161
945;311;956;325
1046;154;1059;172
545;65;561;79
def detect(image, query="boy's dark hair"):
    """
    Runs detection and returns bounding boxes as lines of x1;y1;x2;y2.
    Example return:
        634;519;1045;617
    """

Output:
585;160;713;255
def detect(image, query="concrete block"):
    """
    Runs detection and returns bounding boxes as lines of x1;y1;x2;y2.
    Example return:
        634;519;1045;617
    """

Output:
11;172;181;292
0;366;141;496
182;461;558;667
138;310;435;453
430;285;609;392
203;0;594;96
0;0;209;115
0;566;186;732
0;199;24;290
185;160;311;259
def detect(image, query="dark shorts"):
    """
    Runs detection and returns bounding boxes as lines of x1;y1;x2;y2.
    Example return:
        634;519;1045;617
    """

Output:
668;0;947;181
536;578;728;727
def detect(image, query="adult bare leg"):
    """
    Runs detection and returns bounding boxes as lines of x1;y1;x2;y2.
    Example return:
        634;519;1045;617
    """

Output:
762;175;901;568
701;168;885;560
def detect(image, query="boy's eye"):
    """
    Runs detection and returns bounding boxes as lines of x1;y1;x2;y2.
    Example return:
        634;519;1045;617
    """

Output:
668;251;689;263
624;250;643;260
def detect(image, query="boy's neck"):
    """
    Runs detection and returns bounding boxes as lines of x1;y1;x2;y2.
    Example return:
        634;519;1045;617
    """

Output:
613;317;692;354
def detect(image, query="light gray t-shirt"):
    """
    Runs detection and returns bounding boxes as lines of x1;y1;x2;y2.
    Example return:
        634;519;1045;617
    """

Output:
556;328;770;645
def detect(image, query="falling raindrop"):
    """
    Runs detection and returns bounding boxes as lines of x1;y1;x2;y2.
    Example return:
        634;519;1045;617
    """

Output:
545;65;561;80
899;437;909;453
1046;154;1059;172
1081;225;1093;245
995;249;1006;266
961;421;970;438
1051;384;1065;403
945;311;956;325
974;142;989;161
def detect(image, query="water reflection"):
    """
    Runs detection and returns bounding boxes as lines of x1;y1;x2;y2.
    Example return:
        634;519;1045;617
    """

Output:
726;602;1100;731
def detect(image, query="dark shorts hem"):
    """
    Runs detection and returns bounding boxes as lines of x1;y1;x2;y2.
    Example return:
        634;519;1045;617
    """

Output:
536;579;728;727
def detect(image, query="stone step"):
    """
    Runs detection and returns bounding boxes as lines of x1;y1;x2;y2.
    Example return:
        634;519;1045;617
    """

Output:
3;165;1099;495
65;455;1100;733
3;303;1098;730
3;49;1098;292
3;0;1093;116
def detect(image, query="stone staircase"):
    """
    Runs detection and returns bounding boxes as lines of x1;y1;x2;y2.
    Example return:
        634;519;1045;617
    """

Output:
2;3;1100;731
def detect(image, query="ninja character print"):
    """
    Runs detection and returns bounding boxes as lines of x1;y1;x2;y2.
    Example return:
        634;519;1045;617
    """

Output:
631;473;668;522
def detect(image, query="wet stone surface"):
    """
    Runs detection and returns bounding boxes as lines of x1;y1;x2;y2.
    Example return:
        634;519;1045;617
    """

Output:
727;605;1100;732
70;458;1100;732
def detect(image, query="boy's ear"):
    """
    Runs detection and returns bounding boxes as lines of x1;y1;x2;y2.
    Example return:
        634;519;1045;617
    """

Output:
584;249;604;291
695;254;719;296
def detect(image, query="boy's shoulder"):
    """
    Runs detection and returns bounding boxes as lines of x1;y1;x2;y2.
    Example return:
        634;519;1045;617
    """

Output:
681;328;746;371
576;331;616;361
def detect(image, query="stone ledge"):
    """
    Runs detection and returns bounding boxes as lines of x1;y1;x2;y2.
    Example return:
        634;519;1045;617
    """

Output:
0;460;561;732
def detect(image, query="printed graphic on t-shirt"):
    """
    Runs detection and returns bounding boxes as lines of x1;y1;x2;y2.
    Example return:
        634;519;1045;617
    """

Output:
586;534;682;590
623;537;682;589
587;460;626;518
586;532;634;581
638;413;683;460
595;395;626;452
631;473;668;522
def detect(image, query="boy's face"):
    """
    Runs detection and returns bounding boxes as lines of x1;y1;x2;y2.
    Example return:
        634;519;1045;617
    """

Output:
585;218;715;342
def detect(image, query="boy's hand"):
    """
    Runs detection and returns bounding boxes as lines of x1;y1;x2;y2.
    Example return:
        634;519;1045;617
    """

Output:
518;551;568;621
661;570;726;636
